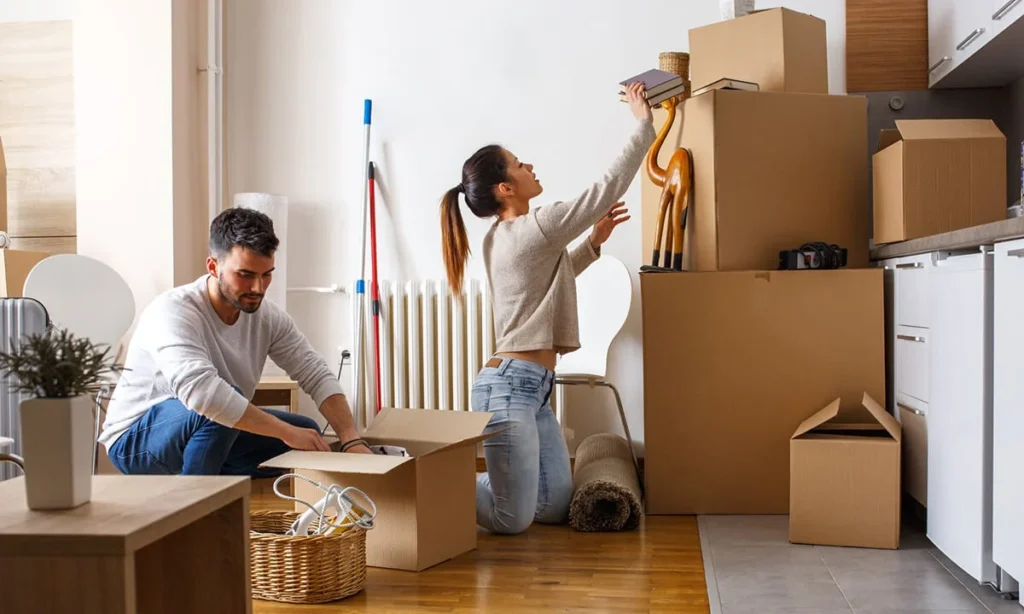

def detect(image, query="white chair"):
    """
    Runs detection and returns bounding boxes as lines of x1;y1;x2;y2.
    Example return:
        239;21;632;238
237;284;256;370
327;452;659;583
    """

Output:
554;253;641;486
23;254;135;474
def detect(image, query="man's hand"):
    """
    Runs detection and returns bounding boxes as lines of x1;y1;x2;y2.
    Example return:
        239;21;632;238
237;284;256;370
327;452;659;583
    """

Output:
282;424;331;452
319;393;373;453
344;442;373;454
590;201;631;248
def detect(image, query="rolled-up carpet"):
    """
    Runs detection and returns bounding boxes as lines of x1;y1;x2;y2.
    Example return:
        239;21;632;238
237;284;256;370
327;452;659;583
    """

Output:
569;433;643;532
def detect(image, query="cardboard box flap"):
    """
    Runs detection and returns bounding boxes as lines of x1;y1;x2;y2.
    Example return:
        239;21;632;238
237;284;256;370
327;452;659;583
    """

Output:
792;394;901;442
0;136;6;174
876;128;903;153
859;392;901;441
894;119;1005;141
259;450;414;474
364;406;492;445
791;398;841;439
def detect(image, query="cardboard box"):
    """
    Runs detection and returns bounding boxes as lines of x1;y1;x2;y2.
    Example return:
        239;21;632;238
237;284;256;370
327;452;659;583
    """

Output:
641;269;885;514
688;8;828;94
790;392;902;550
0;249;50;297
873;119;1006;245
641;89;869;271
261;407;496;571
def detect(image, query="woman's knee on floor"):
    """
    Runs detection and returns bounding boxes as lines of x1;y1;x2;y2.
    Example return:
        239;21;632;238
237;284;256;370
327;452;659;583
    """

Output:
476;473;539;535
489;502;537;535
534;473;574;525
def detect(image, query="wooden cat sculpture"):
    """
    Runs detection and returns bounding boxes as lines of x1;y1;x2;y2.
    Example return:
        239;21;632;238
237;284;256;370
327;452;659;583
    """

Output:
645;95;693;271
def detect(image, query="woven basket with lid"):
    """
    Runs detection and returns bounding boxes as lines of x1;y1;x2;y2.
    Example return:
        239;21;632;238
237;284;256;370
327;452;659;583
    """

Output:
659;51;691;101
249;509;367;604
659;51;690;79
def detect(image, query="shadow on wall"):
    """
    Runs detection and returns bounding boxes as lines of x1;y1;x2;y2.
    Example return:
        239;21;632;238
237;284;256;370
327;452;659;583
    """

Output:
376;141;416;279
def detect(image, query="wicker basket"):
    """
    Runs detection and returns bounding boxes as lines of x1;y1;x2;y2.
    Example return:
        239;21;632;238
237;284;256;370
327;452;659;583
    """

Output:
658;51;692;102
249;509;367;604
658;51;690;79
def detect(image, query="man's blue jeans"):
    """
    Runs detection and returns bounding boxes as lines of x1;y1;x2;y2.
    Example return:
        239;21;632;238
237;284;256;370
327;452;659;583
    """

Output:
106;395;320;477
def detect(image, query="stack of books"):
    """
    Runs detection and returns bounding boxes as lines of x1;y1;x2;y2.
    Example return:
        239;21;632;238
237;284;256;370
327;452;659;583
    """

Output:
618;68;688;106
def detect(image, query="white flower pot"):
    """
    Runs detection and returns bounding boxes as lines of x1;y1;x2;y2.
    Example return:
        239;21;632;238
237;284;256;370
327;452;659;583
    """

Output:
19;395;94;510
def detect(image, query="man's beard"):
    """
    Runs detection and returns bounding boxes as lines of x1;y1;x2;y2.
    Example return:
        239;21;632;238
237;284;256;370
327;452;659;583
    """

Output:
220;279;263;313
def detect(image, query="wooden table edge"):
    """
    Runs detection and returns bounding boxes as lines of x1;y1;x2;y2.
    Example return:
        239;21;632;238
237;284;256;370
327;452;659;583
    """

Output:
0;476;251;556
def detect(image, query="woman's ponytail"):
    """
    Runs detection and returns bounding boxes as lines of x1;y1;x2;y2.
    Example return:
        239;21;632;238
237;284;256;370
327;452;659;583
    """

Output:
439;144;510;297
440;185;470;296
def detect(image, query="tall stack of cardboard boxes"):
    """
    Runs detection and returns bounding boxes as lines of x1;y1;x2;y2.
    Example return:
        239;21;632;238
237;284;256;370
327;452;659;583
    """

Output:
640;8;898;548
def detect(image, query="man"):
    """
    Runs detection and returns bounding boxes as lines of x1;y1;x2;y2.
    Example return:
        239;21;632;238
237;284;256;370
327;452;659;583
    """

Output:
99;207;371;476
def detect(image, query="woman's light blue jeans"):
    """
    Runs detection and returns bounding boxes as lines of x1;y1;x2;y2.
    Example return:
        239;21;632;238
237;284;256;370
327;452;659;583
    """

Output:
472;357;573;534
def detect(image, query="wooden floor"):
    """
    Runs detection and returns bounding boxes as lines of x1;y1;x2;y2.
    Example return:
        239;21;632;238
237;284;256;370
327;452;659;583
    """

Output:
251;483;710;613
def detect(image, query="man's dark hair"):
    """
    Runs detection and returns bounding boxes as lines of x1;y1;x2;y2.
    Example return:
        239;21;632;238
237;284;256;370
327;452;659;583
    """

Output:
209;207;280;258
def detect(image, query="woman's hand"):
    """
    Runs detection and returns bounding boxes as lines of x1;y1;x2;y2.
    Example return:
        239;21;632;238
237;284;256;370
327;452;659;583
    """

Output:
624;82;653;123
590;202;631;248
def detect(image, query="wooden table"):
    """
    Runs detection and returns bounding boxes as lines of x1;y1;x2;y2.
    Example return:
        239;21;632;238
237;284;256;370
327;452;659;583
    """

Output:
252;375;299;413
0;475;252;614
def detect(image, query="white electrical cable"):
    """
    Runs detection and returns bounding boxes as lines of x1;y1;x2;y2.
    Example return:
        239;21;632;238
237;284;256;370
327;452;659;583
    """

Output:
273;473;377;536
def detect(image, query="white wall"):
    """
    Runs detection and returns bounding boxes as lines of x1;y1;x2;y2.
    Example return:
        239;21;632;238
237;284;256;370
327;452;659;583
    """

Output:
226;0;847;451
75;0;208;338
75;0;175;323
0;0;72;22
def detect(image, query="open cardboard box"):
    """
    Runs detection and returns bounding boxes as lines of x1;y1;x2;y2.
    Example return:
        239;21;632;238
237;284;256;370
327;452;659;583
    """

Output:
261;407;497;571
790;392;902;550
873;119;1006;244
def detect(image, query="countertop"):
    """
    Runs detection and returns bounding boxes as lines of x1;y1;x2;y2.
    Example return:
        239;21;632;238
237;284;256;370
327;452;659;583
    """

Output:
870;216;1024;261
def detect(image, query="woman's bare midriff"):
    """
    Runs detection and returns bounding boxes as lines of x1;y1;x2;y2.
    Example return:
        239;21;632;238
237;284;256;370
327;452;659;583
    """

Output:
496;349;557;372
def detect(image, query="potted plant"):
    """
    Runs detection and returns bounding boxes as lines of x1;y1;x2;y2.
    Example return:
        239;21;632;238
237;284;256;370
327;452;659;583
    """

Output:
0;327;121;510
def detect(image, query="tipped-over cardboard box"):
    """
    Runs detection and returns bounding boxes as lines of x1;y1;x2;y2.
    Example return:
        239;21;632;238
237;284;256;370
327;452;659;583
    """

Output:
641;89;869;271
641;269;885;514
688;8;828;94
261;407;496;572
873;119;1006;245
790;393;902;550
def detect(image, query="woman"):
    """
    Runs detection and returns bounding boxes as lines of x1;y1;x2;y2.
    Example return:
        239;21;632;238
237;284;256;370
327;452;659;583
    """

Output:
439;82;656;534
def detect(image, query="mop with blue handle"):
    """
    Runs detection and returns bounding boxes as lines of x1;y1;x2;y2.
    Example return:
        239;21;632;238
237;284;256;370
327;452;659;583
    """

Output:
353;99;372;428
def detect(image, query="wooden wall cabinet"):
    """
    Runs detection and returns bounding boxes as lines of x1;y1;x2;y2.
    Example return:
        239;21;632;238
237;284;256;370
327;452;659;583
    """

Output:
846;0;929;92
0;20;77;255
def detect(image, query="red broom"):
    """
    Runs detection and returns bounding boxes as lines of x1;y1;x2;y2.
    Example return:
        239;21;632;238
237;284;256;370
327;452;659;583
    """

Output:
368;162;382;415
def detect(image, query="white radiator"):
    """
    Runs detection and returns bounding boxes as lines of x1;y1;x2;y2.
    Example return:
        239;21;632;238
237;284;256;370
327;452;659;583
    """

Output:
347;278;496;427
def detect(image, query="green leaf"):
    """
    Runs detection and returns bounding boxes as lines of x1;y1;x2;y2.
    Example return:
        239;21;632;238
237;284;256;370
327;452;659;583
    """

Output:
0;327;123;399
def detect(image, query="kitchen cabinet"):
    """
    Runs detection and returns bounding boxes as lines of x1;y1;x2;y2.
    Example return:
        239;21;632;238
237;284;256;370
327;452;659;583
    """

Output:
928;0;1024;88
992;0;1024;37
879;253;934;507
881;247;1017;592
927;250;998;586
993;237;1024;588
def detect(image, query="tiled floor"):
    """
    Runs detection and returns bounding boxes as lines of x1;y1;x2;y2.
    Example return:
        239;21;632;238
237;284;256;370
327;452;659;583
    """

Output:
699;514;1022;614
